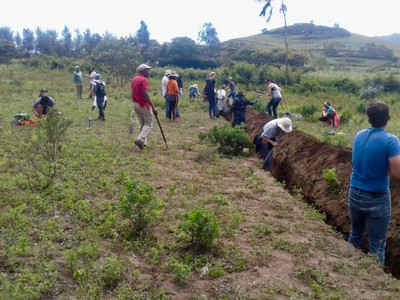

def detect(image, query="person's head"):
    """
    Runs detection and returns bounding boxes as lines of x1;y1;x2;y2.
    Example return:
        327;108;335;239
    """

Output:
39;89;48;97
169;71;178;79
165;69;171;77
89;66;95;73
367;101;390;128
265;78;272;84
237;90;244;97
277;117;293;133
209;72;216;80
324;101;331;108
227;77;232;81
137;64;152;77
220;85;226;89
94;73;101;80
75;66;80;71
194;84;198;88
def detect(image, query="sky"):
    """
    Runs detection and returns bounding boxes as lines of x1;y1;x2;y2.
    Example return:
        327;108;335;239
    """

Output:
1;0;399;43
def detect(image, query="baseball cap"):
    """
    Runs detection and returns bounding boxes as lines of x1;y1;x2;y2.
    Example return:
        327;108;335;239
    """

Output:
94;73;101;79
277;117;292;133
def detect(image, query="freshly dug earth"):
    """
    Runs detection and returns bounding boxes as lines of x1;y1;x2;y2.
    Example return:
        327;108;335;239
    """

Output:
246;108;400;277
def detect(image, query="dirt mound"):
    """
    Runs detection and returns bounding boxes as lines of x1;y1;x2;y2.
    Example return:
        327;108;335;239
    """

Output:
246;108;400;277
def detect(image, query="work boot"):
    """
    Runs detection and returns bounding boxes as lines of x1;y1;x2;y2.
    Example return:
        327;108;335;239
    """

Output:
134;139;145;150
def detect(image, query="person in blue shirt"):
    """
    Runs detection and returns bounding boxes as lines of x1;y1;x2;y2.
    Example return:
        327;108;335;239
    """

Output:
32;89;55;118
348;101;400;265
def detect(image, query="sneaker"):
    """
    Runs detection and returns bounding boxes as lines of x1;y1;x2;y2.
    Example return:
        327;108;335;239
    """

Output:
134;139;145;150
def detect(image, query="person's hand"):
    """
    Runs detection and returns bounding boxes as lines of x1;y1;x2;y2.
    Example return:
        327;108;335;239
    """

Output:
152;108;158;116
272;141;279;147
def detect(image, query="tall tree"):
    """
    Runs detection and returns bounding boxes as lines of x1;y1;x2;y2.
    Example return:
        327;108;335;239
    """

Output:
14;31;22;53
0;41;17;66
35;28;58;56
258;0;290;84
61;25;72;57
22;28;35;57
0;27;14;43
136;20;150;45
73;29;83;57
197;22;220;46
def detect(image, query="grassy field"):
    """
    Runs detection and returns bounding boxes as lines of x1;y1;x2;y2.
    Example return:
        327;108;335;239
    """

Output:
1;64;400;299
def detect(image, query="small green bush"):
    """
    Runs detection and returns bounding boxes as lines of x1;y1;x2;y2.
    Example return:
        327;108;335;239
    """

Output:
298;104;318;118
199;125;253;157
339;110;352;124
322;168;341;193
356;102;366;114
120;180;163;238
178;209;220;251
322;133;349;148
99;258;124;289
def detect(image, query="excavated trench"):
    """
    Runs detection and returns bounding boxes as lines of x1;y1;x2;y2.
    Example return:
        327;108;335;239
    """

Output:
245;108;400;277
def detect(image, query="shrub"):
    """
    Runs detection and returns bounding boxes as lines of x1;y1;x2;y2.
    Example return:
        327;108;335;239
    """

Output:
199;125;253;157
339;110;352;124
298;104;318;118
322;168;341;194
322;133;349;148
120;180;163;238
99;258;124;289
178;209;220;251
356;102;366;114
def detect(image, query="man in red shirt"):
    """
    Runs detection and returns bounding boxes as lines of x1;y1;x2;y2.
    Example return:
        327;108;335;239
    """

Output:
131;64;158;149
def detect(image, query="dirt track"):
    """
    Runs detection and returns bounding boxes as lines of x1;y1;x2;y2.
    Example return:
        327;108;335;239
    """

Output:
246;108;400;277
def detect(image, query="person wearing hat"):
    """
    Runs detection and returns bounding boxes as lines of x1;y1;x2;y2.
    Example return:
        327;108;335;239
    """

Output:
165;71;180;120
84;66;97;99
73;66;83;99
32;89;55;118
319;100;340;134
265;78;282;119
188;83;199;99
90;73;107;121
227;77;236;102
259;117;292;171
231;91;256;126
131;64;157;150
162;69;171;118
203;72;217;119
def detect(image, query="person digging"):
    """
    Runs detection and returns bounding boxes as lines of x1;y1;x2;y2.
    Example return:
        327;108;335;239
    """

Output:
258;117;292;171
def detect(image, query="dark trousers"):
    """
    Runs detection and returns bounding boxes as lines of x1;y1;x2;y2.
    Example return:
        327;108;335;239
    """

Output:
208;98;216;118
266;97;281;118
97;96;105;119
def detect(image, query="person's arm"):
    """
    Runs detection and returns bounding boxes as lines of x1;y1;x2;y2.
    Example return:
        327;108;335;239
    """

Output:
267;84;272;96
260;135;278;147
389;155;400;179
142;89;157;115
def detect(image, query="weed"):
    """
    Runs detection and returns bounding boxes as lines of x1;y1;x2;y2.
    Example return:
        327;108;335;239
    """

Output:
98;257;124;289
322;133;349;147
223;244;248;272
298;104;318;118
304;206;326;221
178;208;220;251
243;167;264;193
164;257;192;285
271;236;309;255
208;263;225;278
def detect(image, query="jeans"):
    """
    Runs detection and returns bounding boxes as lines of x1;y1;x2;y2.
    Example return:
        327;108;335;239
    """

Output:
208;98;216;118
167;100;177;120
228;90;236;100
266;97;281;118
97;96;105;119
165;96;170;118
348;187;391;265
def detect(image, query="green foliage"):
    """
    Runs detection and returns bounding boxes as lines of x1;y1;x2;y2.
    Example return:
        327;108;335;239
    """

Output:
322;133;349;148
322;168;341;194
178;209;220;251
16;111;72;191
356;102;366;114
208;263;225;278
120;179;163;238
200;125;253;157
298;104;318;118
198;22;220;46
164;257;192;285
99;258;124;289
339;109;352;124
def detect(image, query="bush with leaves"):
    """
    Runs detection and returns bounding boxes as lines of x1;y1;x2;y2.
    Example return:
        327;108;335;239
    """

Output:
178;209;220;251
322;168;341;194
199;125;253;157
120;180;163;238
339;110;352;124
298;104;318;119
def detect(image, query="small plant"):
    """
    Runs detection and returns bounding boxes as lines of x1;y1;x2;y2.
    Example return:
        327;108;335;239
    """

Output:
339;110;352;124
207;263;225;278
298;104;318;118
164;257;192;285
99;258;124;289
322;168;341;194
178;209;220;251
199;125;253;157
120;179;163;238
356;102;366;114
322;133;349;148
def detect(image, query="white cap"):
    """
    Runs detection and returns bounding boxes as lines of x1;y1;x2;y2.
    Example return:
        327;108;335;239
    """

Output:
277;117;292;133
137;64;152;72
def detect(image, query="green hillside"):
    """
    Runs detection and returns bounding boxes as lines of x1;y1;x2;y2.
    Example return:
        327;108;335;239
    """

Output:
222;23;400;75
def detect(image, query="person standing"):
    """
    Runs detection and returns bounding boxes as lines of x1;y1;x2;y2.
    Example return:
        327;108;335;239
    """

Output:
265;78;282;119
91;74;106;121
73;66;83;99
216;85;228;118
32;89;55;118
165;71;180;120
162;69;171;119
348;101;400;265
203;72;216;119
84;66;97;99
131;64;157;150
227;77;236;102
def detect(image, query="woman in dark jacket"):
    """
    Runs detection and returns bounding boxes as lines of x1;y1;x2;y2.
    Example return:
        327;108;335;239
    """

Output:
203;72;216;119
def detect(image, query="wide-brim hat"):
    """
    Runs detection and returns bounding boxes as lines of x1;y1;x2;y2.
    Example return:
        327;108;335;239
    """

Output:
169;71;178;77
137;64;152;72
165;69;172;76
277;117;292;133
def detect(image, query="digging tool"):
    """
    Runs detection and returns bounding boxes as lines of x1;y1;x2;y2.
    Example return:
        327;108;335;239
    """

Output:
154;113;168;149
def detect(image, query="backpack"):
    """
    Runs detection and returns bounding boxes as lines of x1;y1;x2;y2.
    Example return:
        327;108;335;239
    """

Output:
95;81;106;97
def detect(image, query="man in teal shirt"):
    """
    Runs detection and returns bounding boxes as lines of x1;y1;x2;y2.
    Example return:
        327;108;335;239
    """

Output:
73;66;83;99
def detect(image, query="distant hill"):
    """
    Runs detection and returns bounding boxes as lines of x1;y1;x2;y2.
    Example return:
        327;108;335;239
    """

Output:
375;33;400;44
220;23;400;74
